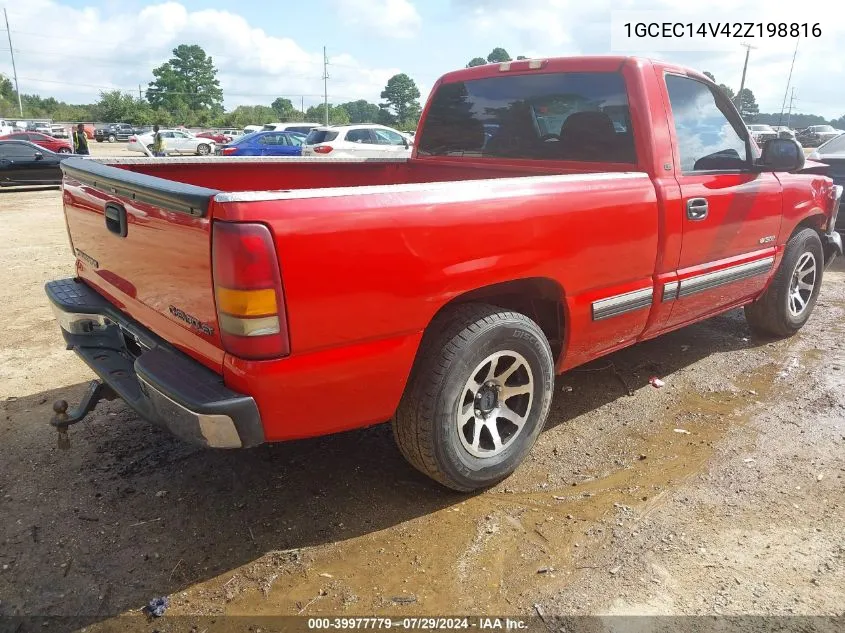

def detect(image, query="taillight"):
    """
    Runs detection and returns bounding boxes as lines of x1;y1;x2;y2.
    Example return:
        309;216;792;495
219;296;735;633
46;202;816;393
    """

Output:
313;145;333;154
129;136;136;143
212;222;289;360
222;147;238;156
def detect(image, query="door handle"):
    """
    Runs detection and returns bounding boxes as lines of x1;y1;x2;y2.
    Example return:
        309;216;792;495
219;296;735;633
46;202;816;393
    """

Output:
104;202;128;237
686;198;708;220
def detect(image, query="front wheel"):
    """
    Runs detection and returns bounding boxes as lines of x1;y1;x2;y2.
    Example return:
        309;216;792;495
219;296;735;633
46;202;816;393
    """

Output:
108;134;116;143
745;228;823;337
393;303;554;491
196;143;211;156
57;147;71;154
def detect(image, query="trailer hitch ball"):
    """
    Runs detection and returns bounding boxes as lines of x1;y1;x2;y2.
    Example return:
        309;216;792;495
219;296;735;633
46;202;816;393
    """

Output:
53;400;71;450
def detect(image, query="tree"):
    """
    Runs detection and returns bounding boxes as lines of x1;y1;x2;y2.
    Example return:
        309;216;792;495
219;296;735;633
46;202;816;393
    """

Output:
380;73;421;128
340;99;380;123
305;103;350;125
94;90;149;123
147;44;223;116
487;47;512;63
736;88;759;119
271;97;296;121
467;57;487;68
703;71;716;81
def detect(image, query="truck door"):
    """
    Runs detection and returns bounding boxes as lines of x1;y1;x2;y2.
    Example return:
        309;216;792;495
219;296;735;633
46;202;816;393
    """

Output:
660;73;782;329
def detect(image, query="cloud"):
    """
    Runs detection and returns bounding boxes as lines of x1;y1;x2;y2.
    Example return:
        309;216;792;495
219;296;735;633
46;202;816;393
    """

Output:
332;0;422;39
0;0;401;110
451;0;845;119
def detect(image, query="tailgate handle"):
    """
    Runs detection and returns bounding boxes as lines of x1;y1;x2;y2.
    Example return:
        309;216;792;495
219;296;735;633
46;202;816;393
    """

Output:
104;202;128;237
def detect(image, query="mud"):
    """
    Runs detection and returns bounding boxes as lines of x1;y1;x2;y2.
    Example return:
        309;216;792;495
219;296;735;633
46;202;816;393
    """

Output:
0;187;843;627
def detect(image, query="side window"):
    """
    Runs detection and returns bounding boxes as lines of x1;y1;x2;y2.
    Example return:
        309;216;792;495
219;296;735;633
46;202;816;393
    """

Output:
665;74;749;172
345;129;373;143
373;129;405;145
0;143;38;159
283;134;303;146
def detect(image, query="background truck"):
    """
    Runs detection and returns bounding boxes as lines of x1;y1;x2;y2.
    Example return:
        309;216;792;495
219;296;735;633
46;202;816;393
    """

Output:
46;56;842;491
94;123;135;143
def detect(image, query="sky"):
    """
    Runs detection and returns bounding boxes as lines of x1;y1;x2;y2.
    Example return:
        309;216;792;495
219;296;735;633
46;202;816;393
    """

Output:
1;0;843;118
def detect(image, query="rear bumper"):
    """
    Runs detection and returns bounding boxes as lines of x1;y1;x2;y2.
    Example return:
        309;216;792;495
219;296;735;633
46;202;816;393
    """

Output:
45;278;264;448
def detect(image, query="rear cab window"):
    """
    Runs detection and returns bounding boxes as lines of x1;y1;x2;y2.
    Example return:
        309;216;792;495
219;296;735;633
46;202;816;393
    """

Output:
305;130;339;144
416;71;636;163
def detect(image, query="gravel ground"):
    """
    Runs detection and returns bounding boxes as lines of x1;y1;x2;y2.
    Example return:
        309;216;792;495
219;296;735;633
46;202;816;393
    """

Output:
0;186;843;630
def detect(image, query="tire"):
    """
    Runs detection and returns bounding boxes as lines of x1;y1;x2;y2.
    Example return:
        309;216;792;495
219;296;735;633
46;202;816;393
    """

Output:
196;143;211;156
393;303;555;491
745;227;823;337
146;144;155;153
57;148;71;154
96;139;103;143
108;134;116;143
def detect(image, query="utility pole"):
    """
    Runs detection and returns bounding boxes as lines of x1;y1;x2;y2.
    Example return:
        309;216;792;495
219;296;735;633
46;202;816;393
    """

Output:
138;84;142;101
322;46;329;126
777;37;800;127
734;42;756;116
786;88;797;128
3;8;23;117
301;95;304;115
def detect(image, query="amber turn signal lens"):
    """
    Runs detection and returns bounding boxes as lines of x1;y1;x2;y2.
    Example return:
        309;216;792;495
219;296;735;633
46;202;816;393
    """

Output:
216;287;277;318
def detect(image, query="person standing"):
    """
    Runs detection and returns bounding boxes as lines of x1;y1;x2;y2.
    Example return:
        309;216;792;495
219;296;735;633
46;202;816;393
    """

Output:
73;124;89;155
152;124;166;157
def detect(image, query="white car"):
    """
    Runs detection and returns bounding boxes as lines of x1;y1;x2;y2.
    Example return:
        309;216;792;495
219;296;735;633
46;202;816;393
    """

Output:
243;125;263;135
262;122;322;135
127;129;215;156
302;124;412;159
50;124;69;139
0;118;12;136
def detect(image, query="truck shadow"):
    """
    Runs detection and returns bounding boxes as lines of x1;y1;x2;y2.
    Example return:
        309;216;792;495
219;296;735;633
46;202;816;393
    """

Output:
0;307;771;622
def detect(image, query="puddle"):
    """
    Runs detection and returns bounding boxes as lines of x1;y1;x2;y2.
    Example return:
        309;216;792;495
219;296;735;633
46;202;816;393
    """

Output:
152;359;796;618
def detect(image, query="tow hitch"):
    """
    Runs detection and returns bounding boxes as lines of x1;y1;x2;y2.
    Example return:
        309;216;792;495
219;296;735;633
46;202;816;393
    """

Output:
50;380;117;449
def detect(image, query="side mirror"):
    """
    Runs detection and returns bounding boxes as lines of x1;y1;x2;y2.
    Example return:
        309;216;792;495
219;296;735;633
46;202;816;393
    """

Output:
760;138;805;172
403;138;410;149
34;151;43;161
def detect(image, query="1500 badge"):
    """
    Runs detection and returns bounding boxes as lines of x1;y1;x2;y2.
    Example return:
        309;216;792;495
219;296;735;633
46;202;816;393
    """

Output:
168;306;214;336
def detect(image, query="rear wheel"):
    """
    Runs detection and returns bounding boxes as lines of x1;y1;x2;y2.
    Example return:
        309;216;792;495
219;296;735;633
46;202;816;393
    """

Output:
196;143;211;156
745;228;823;337
57;147;71;154
393;303;554;491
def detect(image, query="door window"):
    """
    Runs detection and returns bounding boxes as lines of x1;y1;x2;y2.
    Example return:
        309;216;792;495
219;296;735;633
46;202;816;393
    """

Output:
345;129;376;144
0;143;40;159
373;129;405;145
665;74;749;172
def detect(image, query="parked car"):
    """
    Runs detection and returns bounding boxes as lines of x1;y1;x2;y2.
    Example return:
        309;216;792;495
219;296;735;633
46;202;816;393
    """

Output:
262;122;321;135
26;121;53;135
796;125;841;148
243;125;263;135
197;131;233;144
0;131;73;153
770;125;796;139
808;134;845;231
0;118;14;136
95;123;135;143
45;56;842;491
127;129;215;155
220;129;242;139
0;140;68;186
216;131;305;156
50;124;69;139
747;124;777;144
302;124;411;158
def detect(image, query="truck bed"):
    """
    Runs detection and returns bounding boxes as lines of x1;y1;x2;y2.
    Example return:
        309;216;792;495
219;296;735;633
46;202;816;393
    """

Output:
83;156;623;193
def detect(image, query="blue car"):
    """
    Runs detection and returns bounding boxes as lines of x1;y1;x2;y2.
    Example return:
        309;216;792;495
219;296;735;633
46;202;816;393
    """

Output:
217;131;305;156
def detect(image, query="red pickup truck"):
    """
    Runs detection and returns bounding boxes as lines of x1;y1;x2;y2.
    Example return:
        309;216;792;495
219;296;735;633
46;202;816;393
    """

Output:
47;56;842;491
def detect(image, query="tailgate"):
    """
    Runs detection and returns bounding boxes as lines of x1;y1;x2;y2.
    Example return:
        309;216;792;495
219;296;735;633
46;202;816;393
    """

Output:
60;158;225;371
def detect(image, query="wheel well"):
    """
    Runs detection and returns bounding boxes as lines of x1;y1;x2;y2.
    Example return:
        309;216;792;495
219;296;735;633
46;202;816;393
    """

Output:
794;213;826;236
433;278;566;362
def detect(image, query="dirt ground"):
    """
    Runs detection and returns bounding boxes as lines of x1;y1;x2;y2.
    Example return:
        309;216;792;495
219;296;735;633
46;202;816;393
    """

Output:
0;184;843;630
